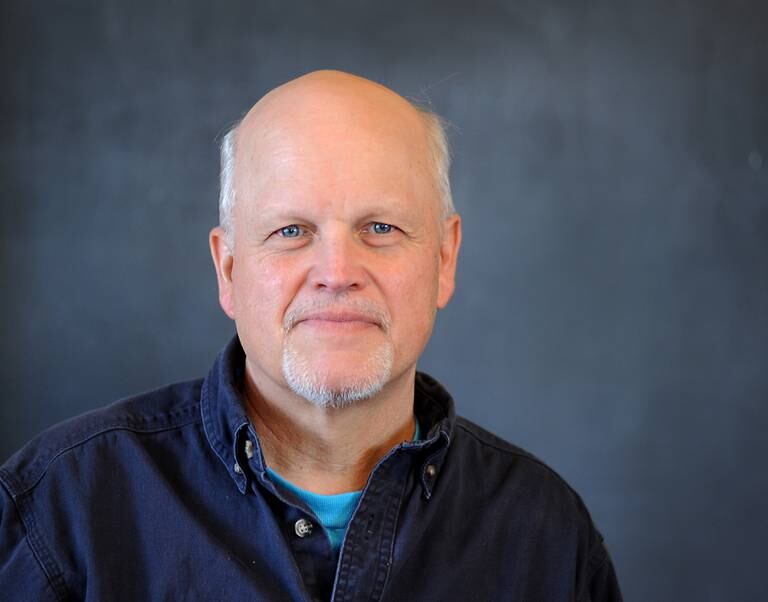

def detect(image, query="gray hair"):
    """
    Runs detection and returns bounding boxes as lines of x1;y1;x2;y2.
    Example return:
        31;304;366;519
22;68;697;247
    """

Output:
217;104;454;242
218;127;238;238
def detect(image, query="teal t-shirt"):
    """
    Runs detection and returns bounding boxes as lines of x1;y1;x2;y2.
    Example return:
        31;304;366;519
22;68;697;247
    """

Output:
266;418;421;551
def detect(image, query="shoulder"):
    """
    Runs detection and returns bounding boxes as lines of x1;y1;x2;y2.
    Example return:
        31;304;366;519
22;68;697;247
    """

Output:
451;415;596;519
0;379;203;498
450;416;610;565
453;416;567;476
450;418;619;600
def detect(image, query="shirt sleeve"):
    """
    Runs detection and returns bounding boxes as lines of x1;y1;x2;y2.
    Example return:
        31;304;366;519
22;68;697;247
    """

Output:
0;483;63;601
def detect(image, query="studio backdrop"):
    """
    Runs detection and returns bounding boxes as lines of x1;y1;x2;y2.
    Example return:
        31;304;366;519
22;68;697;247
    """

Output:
2;2;767;600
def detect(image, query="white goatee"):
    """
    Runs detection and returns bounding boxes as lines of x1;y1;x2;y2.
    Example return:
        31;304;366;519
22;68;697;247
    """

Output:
281;296;394;408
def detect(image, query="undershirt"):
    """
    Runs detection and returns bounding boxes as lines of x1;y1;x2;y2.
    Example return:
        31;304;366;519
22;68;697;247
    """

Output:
266;418;421;551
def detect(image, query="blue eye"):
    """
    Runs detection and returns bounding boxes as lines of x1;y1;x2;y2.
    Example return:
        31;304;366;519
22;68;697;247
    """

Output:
280;225;301;238
371;222;393;234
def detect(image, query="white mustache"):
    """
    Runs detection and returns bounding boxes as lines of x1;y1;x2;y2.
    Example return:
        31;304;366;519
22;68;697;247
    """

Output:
283;297;391;334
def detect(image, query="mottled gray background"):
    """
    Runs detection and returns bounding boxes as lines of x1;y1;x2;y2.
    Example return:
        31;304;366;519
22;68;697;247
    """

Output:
2;1;767;599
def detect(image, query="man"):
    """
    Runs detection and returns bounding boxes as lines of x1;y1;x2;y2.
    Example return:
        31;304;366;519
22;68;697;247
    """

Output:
0;71;622;600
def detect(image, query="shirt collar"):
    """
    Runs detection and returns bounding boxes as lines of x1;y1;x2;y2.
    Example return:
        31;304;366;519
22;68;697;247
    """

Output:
200;335;456;497
200;336;253;493
411;372;454;499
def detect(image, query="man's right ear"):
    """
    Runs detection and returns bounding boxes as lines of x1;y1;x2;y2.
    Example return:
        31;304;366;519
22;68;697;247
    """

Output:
209;226;236;320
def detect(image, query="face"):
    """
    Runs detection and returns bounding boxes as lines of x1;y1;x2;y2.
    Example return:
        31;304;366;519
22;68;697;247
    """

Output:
210;74;461;408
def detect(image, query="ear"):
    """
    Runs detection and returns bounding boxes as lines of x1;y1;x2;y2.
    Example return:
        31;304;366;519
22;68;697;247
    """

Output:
436;214;462;309
209;226;236;320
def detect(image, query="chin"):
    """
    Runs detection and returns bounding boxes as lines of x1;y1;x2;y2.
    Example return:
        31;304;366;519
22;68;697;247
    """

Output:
281;342;394;409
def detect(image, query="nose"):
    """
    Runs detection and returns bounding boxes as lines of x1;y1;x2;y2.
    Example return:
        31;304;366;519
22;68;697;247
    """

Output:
309;225;367;293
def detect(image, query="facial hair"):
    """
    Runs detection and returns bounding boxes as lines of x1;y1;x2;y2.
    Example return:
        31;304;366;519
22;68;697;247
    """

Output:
281;297;394;408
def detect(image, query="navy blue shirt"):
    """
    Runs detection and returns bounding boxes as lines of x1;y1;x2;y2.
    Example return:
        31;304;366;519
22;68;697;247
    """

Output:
0;337;622;601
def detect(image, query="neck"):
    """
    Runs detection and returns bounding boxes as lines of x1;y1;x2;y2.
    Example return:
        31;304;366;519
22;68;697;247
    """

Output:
243;365;417;495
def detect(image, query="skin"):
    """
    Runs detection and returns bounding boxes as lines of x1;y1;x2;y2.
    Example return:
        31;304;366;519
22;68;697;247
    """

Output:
210;70;461;494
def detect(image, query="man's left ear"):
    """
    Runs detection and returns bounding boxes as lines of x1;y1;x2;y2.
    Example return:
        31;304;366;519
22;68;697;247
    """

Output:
437;214;462;309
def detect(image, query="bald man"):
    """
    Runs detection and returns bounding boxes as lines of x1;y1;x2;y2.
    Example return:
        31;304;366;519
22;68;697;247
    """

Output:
0;71;622;601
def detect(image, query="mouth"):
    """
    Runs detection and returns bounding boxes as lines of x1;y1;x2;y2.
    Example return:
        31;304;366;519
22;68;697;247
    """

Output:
296;310;381;331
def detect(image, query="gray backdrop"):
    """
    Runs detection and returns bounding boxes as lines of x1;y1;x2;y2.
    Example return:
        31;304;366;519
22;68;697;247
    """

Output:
2;1;767;600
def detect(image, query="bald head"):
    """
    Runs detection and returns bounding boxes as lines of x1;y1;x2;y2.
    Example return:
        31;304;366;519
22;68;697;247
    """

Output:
218;70;453;242
242;70;421;133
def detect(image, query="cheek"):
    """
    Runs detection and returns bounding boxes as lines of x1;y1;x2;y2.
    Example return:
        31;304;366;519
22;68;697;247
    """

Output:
232;256;304;322
382;254;440;332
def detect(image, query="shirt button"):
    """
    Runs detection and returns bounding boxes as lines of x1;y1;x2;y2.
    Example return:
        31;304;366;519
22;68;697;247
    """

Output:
244;439;254;459
294;518;314;538
233;462;243;474
425;464;437;478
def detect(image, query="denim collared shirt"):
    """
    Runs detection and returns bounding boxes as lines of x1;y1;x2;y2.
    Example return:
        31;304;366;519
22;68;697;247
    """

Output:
0;337;622;601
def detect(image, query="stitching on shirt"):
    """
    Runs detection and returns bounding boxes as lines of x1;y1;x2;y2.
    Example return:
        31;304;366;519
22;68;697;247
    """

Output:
0;477;69;601
373;466;409;601
200;377;230;471
200;377;250;494
7;408;201;497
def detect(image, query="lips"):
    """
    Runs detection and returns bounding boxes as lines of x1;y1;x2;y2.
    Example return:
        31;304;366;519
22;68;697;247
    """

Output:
297;310;380;327
284;300;391;334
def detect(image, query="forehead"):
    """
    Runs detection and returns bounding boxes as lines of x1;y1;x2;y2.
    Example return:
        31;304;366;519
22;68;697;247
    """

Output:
233;80;439;219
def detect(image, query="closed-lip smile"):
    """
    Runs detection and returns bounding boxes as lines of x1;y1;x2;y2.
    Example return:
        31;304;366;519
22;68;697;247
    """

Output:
297;310;380;328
